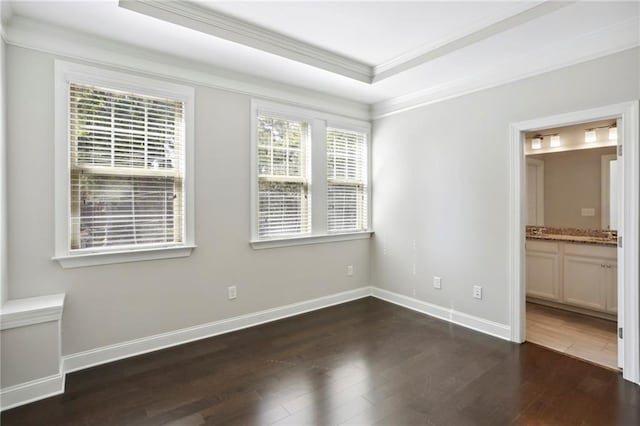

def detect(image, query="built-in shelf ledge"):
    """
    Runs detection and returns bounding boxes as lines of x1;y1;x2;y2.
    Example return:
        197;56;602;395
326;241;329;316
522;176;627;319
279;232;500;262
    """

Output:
0;294;66;331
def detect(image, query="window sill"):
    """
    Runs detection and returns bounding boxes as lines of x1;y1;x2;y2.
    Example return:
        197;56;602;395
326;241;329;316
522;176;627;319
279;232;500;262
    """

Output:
250;231;374;250
53;245;196;269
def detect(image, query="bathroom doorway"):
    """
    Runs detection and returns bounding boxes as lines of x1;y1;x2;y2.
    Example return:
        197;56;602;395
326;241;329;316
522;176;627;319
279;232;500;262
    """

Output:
523;120;619;369
508;102;640;384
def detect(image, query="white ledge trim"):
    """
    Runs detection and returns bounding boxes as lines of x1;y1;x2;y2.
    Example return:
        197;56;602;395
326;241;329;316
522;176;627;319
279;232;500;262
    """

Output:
53;245;196;268
1;294;66;330
250;231;373;249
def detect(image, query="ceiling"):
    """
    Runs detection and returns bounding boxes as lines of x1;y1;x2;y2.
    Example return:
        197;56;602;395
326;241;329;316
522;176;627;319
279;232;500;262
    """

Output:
2;1;639;117
194;1;540;66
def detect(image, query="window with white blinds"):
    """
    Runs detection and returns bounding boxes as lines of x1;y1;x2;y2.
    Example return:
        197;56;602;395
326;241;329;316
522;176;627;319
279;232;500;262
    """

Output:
327;128;368;233
68;82;185;251
251;100;370;247
256;114;311;238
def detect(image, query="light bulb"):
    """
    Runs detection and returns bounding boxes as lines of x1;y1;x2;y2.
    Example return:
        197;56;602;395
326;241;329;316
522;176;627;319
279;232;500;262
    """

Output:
585;129;596;143
609;126;617;141
550;135;560;147
531;137;542;150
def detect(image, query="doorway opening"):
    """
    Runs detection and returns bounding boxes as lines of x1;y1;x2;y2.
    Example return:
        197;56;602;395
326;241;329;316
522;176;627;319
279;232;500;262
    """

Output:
509;101;640;384
523;119;619;370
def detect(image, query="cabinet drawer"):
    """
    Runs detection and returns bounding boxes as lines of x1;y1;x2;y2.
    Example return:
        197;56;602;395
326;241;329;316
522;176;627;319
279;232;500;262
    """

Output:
525;240;559;254
564;243;616;259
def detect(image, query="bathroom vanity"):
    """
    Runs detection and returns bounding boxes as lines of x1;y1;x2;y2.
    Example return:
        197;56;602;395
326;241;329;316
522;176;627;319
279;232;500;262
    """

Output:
526;228;617;320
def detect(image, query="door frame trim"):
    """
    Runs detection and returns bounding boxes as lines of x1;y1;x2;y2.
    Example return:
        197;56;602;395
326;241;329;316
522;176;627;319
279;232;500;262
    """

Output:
508;101;639;384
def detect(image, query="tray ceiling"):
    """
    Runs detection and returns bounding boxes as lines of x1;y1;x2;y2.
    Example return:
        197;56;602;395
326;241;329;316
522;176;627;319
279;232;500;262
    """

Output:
3;1;639;116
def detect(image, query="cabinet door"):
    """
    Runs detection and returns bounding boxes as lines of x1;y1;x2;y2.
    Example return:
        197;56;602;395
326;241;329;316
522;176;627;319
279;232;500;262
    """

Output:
526;251;559;301
563;256;606;310
605;264;617;314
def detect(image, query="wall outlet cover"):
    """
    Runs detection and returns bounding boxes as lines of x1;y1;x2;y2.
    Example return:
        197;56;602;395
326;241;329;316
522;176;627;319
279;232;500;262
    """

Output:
228;286;237;300
347;265;354;276
433;276;442;289
473;285;482;299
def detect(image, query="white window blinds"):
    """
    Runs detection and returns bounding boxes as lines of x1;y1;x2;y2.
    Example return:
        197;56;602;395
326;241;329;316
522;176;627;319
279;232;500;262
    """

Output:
327;127;368;233
69;82;185;250
257;114;311;238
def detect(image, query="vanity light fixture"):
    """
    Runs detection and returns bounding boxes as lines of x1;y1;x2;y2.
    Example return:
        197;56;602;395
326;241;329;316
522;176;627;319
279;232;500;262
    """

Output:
550;134;560;147
585;129;597;143
609;125;618;141
531;136;543;150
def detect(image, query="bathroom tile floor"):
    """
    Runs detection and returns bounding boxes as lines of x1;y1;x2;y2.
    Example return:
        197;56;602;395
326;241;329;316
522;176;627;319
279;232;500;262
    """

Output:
526;302;618;370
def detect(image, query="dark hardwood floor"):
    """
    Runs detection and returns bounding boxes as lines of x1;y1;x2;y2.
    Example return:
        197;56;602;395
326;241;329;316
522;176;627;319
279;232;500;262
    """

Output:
3;297;639;425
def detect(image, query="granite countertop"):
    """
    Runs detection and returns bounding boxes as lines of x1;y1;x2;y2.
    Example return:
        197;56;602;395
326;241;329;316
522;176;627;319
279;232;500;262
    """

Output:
526;226;617;246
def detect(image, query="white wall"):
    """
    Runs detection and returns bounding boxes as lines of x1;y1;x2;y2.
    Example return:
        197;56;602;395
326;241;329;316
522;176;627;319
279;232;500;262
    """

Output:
6;45;371;355
1;33;7;306
371;47;640;326
1;322;60;388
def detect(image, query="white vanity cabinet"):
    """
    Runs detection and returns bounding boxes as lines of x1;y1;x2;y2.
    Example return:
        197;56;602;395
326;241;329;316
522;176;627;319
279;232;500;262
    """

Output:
525;240;560;302
526;240;617;315
605;264;618;314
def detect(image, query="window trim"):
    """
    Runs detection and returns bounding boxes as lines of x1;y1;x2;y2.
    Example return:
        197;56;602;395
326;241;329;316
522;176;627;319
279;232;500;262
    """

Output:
250;100;372;248
53;60;196;268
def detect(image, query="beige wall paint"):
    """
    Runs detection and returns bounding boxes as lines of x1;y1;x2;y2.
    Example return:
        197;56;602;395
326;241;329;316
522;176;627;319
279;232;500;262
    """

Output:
371;47;639;326
529;146;616;229
6;45;371;355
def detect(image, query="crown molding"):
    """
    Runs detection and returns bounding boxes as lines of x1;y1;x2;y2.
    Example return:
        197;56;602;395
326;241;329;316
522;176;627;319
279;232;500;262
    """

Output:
372;17;640;119
3;10;638;123
373;1;574;82
3;16;370;121
0;0;12;40
119;0;374;84
118;1;574;85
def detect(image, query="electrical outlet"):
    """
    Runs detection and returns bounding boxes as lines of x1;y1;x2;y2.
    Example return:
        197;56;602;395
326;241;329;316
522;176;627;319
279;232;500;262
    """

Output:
347;265;354;276
433;276;442;289
473;285;482;300
228;285;237;300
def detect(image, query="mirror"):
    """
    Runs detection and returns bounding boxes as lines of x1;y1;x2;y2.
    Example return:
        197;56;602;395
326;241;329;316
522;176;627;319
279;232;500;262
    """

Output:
526;146;617;230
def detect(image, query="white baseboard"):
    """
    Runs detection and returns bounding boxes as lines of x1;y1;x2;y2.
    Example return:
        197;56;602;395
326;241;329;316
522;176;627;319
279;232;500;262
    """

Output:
62;286;372;373
0;373;65;411
3;285;513;412
371;287;511;341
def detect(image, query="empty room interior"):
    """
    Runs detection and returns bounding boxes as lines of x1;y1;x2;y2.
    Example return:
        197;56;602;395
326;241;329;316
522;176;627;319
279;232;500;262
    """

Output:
0;1;639;425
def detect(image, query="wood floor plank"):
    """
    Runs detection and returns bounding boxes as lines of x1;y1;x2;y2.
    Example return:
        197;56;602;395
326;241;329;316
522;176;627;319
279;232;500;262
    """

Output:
2;298;638;426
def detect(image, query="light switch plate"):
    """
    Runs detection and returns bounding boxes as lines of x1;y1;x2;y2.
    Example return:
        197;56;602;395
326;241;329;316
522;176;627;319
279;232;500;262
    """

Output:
581;208;596;217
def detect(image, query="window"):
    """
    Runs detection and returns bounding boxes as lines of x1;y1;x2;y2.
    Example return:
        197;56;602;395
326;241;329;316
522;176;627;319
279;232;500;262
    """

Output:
327;128;368;233
251;100;371;248
54;62;195;267
257;114;311;238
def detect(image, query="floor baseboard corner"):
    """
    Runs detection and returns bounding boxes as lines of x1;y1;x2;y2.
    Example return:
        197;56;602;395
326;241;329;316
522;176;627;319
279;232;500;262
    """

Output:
370;287;511;341
0;373;65;412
